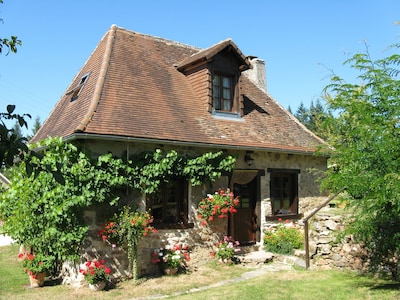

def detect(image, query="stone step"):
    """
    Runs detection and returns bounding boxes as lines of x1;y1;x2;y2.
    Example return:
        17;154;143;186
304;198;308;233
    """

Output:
276;254;307;268
236;250;274;265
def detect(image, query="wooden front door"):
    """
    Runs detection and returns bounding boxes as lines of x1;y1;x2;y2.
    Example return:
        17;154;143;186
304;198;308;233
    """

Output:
230;177;258;244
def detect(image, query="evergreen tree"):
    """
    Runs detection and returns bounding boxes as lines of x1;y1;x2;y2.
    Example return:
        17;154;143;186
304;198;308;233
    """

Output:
28;116;41;140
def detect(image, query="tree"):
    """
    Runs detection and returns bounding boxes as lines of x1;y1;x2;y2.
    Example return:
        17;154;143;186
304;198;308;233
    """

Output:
0;0;22;55
27;116;41;140
0;105;30;167
0;1;27;168
0;137;130;264
320;44;400;279
293;100;334;140
294;101;308;125
12;119;23;140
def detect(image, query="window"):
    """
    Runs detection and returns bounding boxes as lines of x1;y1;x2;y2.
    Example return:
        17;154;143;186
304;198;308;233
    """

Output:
67;72;90;102
268;169;299;216
146;178;189;227
213;74;234;111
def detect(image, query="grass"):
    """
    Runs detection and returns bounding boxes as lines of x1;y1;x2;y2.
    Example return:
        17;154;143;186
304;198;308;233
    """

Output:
1;243;400;300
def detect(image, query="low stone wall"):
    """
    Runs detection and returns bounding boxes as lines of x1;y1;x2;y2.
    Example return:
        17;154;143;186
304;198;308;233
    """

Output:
305;210;366;271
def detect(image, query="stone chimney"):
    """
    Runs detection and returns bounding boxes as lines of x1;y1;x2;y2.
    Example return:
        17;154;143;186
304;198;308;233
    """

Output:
245;56;267;92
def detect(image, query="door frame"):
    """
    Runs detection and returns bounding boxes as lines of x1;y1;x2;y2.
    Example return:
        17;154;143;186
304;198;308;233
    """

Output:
228;169;264;244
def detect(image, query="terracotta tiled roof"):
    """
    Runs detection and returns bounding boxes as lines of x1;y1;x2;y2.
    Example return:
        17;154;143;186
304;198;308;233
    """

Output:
31;25;325;154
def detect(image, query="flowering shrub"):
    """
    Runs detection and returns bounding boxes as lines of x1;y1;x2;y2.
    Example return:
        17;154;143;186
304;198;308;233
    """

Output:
197;189;240;225
98;206;157;280
98;221;119;248
212;236;240;263
152;243;190;271
98;207;157;248
263;220;304;255
79;260;111;284
18;252;55;275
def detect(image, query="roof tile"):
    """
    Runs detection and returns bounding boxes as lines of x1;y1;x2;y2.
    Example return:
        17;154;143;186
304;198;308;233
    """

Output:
31;26;325;154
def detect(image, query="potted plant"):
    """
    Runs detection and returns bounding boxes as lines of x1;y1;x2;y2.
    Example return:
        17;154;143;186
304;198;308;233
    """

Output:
151;243;190;275
197;189;240;226
212;236;240;264
18;252;55;287
79;260;111;291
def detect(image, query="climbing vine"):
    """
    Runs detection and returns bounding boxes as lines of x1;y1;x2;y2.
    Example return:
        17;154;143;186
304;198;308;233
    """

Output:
0;137;130;263
0;137;236;277
127;149;236;194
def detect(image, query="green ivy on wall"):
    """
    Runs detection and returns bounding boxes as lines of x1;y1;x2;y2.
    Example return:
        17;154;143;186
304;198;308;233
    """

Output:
0;137;237;271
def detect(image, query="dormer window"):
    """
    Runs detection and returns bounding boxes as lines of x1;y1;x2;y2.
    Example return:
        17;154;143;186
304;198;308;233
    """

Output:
67;72;90;102
213;74;234;111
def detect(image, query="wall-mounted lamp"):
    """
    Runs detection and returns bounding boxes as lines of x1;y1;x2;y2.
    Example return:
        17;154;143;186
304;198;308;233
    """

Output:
244;151;254;166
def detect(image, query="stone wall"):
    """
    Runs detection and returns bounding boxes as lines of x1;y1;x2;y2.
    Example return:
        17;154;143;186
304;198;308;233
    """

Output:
305;210;365;271
60;140;328;286
62;207;229;287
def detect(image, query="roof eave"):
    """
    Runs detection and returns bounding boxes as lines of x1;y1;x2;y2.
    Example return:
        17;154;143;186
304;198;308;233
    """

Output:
64;132;324;156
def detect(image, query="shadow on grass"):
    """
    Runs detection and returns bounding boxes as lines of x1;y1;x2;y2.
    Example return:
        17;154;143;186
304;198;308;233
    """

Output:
369;282;400;291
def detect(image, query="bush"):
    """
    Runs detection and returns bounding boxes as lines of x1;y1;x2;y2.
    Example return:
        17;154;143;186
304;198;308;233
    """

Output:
263;222;304;255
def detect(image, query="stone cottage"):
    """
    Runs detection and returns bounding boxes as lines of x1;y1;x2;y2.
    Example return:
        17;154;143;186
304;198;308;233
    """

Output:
31;25;327;280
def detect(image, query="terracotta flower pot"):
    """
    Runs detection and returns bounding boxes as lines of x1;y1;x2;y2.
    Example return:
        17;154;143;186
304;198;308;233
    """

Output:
163;268;178;275
29;272;46;288
89;281;106;291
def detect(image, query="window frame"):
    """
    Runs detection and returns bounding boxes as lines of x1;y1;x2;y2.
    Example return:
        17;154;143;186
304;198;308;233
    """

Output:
68;72;91;102
212;73;234;112
267;168;300;216
146;177;192;229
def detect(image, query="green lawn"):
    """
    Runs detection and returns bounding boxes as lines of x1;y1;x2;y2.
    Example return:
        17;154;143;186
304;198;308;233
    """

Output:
1;243;400;300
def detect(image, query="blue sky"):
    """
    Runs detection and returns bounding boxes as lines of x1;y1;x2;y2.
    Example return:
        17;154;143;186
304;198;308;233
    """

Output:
1;1;399;133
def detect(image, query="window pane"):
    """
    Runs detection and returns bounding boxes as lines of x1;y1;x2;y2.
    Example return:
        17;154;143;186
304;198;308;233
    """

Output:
223;99;231;110
213;74;220;85
223;87;230;99
213;97;221;110
222;77;230;88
